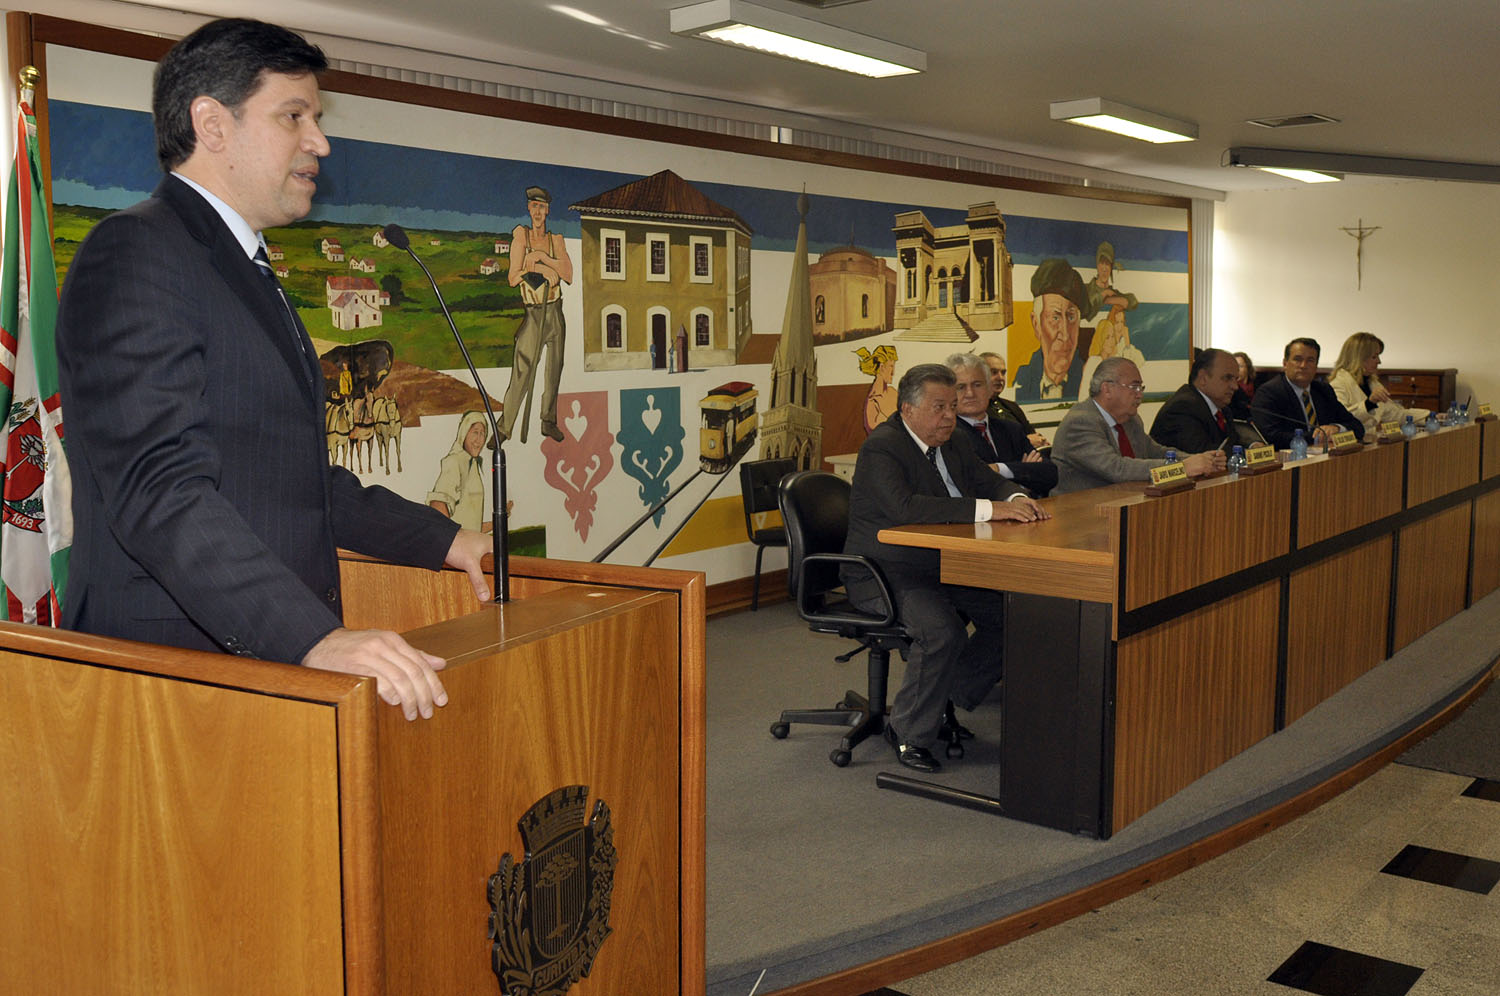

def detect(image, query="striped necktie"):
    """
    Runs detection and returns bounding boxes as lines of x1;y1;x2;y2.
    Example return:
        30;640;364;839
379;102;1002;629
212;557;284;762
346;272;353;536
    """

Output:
254;246;313;381
1301;388;1318;429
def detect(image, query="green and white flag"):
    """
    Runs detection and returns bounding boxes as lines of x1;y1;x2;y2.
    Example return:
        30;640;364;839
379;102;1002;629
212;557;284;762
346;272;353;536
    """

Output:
0;72;70;624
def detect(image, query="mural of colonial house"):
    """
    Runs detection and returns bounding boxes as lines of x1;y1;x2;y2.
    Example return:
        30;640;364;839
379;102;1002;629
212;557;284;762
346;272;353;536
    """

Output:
493;238;510;255
324;239;345;263
570;169;753;371
479;257;501;275
372;230;389;248
760;192;821;472
265;244;284;261
349;257;376;273
809;243;897;341
329;291;383;331
273;264;290;278
326;275;382;309
320;237;339;254
892;201;1013;342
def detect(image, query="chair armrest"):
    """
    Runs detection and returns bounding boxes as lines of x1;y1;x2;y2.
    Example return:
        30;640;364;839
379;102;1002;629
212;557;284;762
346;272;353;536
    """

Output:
798;552;898;628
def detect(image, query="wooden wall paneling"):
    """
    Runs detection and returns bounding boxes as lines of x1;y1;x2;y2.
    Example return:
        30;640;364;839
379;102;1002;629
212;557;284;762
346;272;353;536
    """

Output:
0;653;347;995
1405;425;1481;507
1111;581;1280;832
1285;536;1392;725
1296;444;1405;547
1482;419;1500;480
1472;490;1500;602
1393;504;1473;651
1118;470;1292;611
377;588;681;996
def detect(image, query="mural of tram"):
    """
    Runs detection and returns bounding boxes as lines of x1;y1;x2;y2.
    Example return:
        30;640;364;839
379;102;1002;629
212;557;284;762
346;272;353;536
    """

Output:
698;381;758;474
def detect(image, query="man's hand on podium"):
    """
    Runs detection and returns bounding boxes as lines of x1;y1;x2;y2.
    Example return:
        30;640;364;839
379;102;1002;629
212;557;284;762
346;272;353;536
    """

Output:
446;528;493;603
303;627;449;721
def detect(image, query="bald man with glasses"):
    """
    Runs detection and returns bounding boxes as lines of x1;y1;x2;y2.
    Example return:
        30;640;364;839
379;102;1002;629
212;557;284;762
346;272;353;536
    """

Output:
1052;357;1226;494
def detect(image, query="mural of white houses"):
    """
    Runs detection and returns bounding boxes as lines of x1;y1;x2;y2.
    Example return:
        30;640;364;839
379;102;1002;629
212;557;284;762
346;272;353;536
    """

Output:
479;258;501;275
571;169;753;371
372;230;389;249
326;276;384;331
892;201;1013;342
323;237;345;263
274;264;290;278
349;257;376;273
265;244;284;261
493;239;510;255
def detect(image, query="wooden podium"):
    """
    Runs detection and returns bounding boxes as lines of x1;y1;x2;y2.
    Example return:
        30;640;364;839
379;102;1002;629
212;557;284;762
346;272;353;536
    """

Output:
0;553;706;996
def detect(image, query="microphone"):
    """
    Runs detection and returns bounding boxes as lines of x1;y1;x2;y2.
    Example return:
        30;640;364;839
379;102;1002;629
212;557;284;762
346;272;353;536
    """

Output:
383;223;509;603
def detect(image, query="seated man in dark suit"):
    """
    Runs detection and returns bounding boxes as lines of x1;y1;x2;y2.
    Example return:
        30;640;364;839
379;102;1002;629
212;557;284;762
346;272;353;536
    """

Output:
980;351;1049;450
843;364;1050;772
1052;357;1226;494
1251;337;1366;449
948;353;1058;497
1150;347;1254;453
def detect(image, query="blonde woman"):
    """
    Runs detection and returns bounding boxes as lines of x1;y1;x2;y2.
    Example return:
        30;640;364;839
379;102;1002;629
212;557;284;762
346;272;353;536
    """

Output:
1329;332;1427;432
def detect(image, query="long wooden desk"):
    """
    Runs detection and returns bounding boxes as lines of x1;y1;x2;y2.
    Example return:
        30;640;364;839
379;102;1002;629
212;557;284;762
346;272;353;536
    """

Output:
0;555;705;996
880;421;1500;838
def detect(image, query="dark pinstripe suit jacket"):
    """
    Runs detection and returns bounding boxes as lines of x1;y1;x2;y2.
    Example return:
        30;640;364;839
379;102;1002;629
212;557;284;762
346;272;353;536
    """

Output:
56;176;457;663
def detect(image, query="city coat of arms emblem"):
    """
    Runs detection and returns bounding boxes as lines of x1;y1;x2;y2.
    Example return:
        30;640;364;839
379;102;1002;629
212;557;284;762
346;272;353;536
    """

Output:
487;785;616;996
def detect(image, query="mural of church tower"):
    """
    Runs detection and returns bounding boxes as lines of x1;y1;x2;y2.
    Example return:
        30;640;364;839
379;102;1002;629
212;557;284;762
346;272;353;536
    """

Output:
760;192;822;471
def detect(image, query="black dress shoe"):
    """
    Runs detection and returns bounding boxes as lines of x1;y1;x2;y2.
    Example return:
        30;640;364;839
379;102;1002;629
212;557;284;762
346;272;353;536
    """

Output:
884;722;941;772
941;700;975;740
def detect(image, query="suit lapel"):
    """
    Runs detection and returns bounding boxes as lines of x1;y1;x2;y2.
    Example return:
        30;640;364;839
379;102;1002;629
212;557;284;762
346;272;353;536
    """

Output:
158;177;322;410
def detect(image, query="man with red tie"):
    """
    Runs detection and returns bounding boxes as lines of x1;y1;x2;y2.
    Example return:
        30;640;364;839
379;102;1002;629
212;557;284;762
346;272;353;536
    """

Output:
1150;348;1253;452
1051;357;1225;494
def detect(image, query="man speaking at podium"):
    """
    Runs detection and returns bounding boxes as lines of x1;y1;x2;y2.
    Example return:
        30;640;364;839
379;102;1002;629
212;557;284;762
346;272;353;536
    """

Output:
55;18;491;720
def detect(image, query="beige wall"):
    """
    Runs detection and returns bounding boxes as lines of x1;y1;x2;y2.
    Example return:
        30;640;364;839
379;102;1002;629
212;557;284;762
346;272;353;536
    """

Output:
1212;179;1500;410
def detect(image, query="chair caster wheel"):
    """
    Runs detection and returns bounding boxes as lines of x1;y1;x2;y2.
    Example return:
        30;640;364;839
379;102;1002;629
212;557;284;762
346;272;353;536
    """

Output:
769;722;790;739
829;749;851;767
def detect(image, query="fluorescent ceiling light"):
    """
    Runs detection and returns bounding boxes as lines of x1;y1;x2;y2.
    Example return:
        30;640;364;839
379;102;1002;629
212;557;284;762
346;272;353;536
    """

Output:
1228;146;1500;184
1255;166;1341;183
670;0;925;78
1050;97;1197;144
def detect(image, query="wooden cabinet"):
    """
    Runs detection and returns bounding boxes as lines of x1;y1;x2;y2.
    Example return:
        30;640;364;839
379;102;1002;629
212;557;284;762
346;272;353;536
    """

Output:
1381;367;1457;412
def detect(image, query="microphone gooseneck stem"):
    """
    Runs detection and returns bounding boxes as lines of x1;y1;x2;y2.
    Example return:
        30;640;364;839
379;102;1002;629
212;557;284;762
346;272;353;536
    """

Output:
397;239;510;602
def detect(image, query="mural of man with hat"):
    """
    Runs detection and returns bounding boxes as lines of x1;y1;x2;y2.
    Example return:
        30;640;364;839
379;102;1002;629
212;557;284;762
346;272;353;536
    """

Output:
500;184;573;443
1084;241;1138;321
1012;258;1089;403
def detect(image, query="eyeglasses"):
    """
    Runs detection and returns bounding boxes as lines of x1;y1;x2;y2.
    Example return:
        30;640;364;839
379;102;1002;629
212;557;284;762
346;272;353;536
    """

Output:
1105;380;1145;393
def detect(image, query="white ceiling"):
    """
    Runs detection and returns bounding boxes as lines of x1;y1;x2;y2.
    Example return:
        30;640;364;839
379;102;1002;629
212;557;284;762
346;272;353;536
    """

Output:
51;0;1500;196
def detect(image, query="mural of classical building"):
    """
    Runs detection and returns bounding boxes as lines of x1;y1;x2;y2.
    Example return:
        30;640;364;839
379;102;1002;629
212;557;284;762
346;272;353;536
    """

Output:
891;201;1013;342
571;169;753;371
760;192;822;472
808;243;896;342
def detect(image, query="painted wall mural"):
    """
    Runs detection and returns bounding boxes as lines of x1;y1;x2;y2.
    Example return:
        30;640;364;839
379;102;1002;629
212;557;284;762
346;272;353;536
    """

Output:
43;43;1191;585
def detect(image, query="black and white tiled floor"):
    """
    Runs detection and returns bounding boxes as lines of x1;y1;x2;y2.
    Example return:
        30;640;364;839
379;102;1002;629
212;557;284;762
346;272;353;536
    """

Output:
868;767;1500;996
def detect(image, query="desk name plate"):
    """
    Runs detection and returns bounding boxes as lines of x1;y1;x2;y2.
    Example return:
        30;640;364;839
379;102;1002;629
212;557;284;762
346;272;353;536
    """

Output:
1145;460;1195;496
1326;429;1362;455
1240;443;1280;475
1477;402;1496;422
1377;420;1404;443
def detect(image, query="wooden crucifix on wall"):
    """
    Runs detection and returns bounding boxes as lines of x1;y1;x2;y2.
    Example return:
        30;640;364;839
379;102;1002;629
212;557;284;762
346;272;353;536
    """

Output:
1340;218;1380;289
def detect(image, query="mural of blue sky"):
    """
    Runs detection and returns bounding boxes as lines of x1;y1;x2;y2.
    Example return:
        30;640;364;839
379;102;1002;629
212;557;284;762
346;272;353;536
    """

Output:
51;99;1186;272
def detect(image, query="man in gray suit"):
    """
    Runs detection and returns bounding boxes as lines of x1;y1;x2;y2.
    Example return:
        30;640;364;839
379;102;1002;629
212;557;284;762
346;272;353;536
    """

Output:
56;19;490;720
1052;357;1225;494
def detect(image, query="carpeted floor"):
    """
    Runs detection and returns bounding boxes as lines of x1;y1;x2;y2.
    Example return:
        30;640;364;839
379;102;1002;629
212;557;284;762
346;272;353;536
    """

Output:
1397;677;1500;780
704;589;1500;996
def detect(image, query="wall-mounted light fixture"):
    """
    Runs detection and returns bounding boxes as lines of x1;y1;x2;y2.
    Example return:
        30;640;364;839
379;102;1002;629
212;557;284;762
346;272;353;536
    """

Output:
1049;97;1198;144
670;0;925;78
